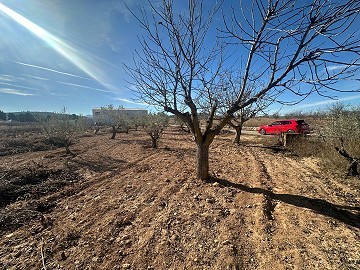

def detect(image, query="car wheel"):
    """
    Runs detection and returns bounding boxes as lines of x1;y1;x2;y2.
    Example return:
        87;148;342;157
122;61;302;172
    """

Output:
287;129;295;133
259;128;266;135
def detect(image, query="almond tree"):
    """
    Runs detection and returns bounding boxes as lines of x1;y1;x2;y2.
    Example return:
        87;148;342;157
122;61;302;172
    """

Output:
175;116;191;133
37;108;88;154
228;105;263;145
218;73;274;145
144;112;169;148
132;114;146;131
99;105;131;139
127;0;360;179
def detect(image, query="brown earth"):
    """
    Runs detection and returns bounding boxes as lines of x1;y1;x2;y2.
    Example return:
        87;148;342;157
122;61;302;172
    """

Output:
0;126;359;270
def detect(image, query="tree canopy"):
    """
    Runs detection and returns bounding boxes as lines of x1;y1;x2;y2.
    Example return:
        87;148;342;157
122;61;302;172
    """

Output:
127;0;360;179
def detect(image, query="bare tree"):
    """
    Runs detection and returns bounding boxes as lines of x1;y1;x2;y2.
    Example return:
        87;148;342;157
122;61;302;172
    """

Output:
175;116;191;133
132;114;146;131
36;108;88;155
218;72;274;144
127;0;360;179
145;112;169;148
228;104;264;145
126;0;227;179
99;105;131;139
284;110;305;119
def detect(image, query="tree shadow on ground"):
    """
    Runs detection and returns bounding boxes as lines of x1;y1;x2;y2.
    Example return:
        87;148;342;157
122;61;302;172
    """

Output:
119;138;149;146
162;146;195;154
69;155;126;173
162;135;193;142
242;144;287;153
207;177;360;228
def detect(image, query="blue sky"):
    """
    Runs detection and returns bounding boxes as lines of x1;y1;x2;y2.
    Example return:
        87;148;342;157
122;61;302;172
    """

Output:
0;0;146;115
0;0;359;115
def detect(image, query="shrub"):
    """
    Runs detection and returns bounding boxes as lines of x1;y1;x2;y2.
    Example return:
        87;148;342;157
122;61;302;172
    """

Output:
36;108;88;154
289;105;360;176
144;113;169;148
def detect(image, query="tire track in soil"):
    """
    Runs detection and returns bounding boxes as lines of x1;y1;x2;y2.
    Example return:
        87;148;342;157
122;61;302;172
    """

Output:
248;147;277;222
244;147;322;269
241;146;279;268
256;153;322;269
211;139;281;268
251;150;360;269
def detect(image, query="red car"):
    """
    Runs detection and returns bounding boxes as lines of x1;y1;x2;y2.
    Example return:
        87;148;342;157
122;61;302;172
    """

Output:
258;119;310;135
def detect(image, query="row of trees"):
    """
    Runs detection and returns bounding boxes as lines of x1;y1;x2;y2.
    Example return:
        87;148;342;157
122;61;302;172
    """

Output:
0;111;36;122
0;110;80;123
94;105;169;145
126;0;360;179
35;107;170;155
13;103;358;176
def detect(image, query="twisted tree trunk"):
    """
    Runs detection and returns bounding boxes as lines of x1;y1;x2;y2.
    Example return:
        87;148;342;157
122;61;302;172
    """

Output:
335;146;359;176
229;118;246;145
151;137;158;148
111;126;116;139
233;126;243;145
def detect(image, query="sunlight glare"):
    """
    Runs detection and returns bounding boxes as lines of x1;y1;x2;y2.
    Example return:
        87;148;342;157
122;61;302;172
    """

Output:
0;3;113;90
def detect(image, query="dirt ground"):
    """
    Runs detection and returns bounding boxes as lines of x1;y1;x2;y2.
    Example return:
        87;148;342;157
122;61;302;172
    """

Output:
0;125;359;270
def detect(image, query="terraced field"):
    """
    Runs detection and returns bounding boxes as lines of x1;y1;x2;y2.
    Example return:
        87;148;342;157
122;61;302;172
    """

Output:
0;126;359;269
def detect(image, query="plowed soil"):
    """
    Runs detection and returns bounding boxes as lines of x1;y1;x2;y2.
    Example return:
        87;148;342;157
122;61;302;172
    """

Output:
0;126;359;270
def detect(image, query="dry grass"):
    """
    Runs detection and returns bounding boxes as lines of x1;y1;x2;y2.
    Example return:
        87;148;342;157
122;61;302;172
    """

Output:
288;136;360;177
245;117;275;127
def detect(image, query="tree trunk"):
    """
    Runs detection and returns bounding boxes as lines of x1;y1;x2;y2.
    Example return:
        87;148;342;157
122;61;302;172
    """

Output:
196;143;210;180
335;146;359;176
233;126;242;145
111;126;116;139
180;123;191;133
65;139;72;155
94;126;100;134
151;137;158;148
347;160;358;176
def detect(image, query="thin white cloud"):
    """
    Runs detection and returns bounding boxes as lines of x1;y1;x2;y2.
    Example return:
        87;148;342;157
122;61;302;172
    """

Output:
48;92;69;97
113;0;134;23
113;97;148;106
0;88;34;96
22;74;50;81
0;74;21;82
301;95;360;108
326;65;347;71
13;61;90;80
0;82;38;91
56;81;113;93
281;94;360;113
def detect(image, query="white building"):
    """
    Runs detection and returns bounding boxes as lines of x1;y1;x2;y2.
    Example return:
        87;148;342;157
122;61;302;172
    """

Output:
92;108;147;123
